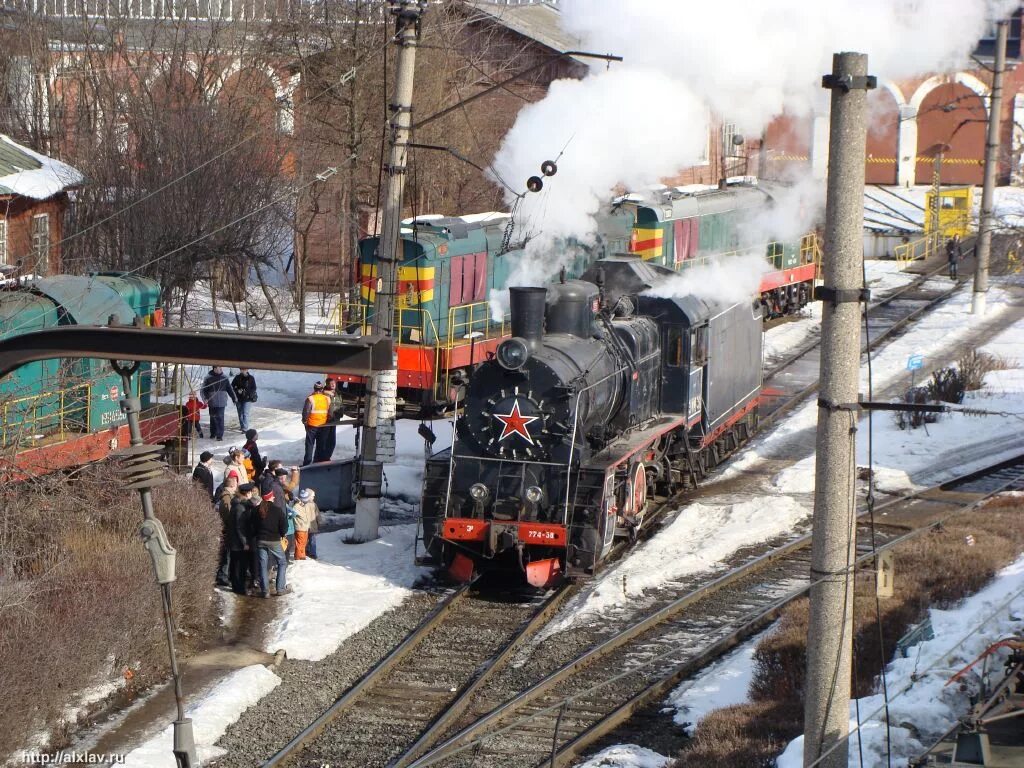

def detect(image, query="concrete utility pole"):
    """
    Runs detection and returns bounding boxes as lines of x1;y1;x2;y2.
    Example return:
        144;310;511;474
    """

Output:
973;18;1009;317
804;52;875;768
354;0;425;542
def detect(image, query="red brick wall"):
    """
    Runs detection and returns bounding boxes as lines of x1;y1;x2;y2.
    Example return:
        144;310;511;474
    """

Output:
866;87;900;184
0;194;66;275
915;82;987;185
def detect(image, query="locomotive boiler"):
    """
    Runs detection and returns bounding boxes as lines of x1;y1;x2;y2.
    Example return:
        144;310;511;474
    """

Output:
418;257;763;588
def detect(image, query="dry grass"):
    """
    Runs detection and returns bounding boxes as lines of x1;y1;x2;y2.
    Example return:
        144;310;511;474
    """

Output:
672;501;1024;767
0;465;219;761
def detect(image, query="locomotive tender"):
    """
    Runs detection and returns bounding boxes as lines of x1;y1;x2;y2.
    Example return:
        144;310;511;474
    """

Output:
419;256;763;588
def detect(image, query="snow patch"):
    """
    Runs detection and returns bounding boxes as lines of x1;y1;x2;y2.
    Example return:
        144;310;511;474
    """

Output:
122;665;281;768
664;624;775;734
546;496;809;634
265;524;429;661
576;744;672;768
776;556;1024;768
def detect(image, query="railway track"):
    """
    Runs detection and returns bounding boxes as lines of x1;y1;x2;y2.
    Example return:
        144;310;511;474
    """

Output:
264;257;994;767
399;456;1024;768
261;581;573;768
762;259;961;425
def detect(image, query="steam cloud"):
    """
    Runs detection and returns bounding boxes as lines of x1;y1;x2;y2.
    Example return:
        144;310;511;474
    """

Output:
490;0;1015;293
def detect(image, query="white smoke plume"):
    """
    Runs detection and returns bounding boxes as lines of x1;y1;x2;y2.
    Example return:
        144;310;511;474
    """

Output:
641;253;770;306
491;0;1016;290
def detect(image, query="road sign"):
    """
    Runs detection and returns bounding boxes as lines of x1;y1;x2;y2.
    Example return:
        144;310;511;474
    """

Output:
906;354;924;371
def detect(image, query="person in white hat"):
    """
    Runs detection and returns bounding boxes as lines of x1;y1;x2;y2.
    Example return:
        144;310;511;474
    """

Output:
292;488;322;560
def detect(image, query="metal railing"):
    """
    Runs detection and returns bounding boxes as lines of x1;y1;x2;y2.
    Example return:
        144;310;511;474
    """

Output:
2;0;349;22
894;231;943;269
445;300;509;352
0;380;92;448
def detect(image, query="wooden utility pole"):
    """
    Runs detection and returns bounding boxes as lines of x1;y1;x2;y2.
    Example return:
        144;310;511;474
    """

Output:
973;18;1009;317
354;0;425;542
803;52;874;768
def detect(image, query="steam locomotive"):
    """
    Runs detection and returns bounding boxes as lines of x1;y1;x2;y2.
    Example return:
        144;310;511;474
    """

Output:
418;255;763;588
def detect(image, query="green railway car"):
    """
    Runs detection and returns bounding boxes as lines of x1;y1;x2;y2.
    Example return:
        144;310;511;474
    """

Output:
343;181;819;414
0;274;162;455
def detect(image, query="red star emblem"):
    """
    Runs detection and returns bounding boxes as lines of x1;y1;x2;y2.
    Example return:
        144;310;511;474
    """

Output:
494;400;539;444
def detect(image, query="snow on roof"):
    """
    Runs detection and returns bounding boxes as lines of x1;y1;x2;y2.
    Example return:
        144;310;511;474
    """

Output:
402;211;510;226
458;211;508;223
0;135;83;200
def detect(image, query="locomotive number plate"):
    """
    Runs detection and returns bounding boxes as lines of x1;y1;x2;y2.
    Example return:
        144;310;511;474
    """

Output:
518;523;567;547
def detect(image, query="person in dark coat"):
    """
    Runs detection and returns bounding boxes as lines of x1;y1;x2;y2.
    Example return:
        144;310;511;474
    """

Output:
243;429;265;479
255;490;289;598
214;474;238;587
191;450;215;501
227;483;258;595
231;369;258;433
201;366;237;441
946;234;963;280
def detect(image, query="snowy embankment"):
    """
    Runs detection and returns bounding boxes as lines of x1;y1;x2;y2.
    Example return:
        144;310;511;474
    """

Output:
771;282;1018;494
124;367;444;759
776;555;1024;768
664;623;777;734
763;261;915;363
123;665;281;768
542;496;808;637
267;524;428;661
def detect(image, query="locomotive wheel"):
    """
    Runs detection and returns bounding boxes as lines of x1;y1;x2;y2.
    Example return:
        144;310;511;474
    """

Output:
628;462;648;521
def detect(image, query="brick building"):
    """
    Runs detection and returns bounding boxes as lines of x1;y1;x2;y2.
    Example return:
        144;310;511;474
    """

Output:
0;134;81;276
300;0;587;292
734;13;1024;187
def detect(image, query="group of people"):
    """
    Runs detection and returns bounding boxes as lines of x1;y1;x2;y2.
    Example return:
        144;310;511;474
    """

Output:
184;367;260;441
185;369;343;471
192;432;324;598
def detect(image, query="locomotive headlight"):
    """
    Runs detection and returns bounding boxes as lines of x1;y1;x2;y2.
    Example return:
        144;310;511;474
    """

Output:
469;483;490;503
525;486;543;504
496;337;530;371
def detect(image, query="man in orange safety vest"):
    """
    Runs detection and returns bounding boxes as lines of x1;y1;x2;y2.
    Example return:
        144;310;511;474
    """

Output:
302;381;331;465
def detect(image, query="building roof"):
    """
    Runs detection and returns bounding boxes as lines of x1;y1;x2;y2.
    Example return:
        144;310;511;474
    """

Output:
0;135;83;200
464;1;587;63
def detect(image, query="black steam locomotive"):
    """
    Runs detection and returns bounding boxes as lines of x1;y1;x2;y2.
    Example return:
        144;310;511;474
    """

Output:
418;256;763;587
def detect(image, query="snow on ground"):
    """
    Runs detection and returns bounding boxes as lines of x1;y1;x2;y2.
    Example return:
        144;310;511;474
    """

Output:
763;260;915;364
767;281;1018;495
122;665;281;768
181;364;451;500
575;744;672;768
663;624;775;735
543;496;809;637
266;524;428;661
776;555;1024;768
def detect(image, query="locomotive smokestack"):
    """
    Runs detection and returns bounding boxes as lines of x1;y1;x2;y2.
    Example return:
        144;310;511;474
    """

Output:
509;286;546;351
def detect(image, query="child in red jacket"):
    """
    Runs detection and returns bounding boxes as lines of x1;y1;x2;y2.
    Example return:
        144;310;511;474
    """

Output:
184;394;207;438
